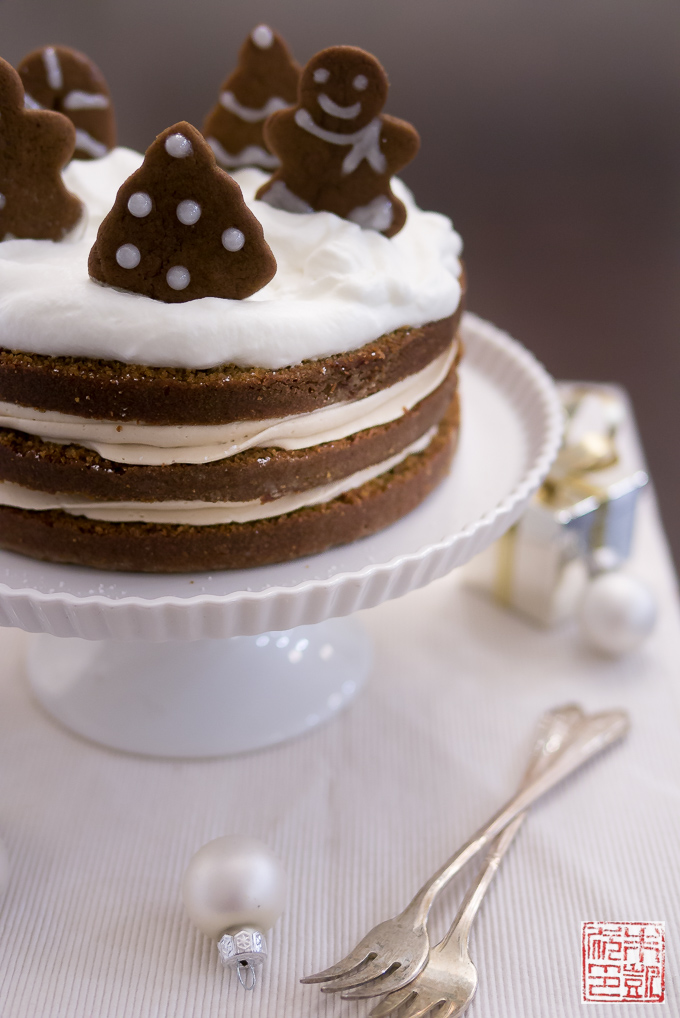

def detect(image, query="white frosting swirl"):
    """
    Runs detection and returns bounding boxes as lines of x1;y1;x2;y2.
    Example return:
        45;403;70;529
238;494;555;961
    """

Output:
0;149;463;371
0;428;435;525
0;343;455;465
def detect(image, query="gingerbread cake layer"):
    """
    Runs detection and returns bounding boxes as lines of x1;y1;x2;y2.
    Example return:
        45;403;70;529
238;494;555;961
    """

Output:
0;402;457;572
0;311;460;425
0;369;457;503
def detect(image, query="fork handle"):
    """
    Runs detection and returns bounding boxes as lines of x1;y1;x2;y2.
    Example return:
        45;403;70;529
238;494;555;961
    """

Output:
438;811;526;958
436;707;581;956
408;708;629;922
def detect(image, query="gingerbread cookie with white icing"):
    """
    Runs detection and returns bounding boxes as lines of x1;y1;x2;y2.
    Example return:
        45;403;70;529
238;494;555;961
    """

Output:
17;44;116;160
256;46;419;237
88;121;276;303
203;24;300;171
0;57;84;242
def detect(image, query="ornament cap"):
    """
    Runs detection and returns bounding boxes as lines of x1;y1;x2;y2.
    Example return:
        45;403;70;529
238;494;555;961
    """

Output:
218;926;267;989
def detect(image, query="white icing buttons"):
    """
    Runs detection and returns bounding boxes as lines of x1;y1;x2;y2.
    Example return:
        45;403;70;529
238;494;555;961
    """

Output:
167;265;191;290
165;134;193;159
116;244;141;269
222;228;245;252
176;200;202;225
251;24;274;49
127;192;152;217
313;68;330;84
353;74;369;91
0;194;5;211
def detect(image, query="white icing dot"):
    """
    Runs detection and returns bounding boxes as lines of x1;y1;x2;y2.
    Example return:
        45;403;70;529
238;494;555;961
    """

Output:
222;228;245;252
167;265;190;290
165;133;193;158
353;74;369;91
116;244;141;269
127;191;152;217
176;199;202;225
251;24;274;49
0;194;5;211
313;68;330;84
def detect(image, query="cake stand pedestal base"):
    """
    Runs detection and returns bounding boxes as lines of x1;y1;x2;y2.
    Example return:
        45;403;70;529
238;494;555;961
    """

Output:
26;618;371;757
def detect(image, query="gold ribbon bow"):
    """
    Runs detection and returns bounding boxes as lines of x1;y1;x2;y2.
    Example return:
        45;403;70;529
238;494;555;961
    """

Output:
493;387;625;606
539;387;622;509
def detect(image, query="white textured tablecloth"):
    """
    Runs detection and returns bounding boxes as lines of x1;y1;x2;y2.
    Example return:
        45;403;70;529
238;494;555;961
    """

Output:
1;494;679;1017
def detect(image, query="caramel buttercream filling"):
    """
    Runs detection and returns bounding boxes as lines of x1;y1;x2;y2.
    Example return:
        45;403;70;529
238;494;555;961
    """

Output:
0;427;436;525
0;342;456;466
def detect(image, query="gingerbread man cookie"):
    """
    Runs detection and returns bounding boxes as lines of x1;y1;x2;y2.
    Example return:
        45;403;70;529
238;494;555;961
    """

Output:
0;57;83;242
256;46;419;237
88;121;276;303
17;44;116;160
203;24;300;171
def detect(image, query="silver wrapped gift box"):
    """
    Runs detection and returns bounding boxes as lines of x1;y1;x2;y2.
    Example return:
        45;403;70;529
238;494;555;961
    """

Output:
464;383;648;626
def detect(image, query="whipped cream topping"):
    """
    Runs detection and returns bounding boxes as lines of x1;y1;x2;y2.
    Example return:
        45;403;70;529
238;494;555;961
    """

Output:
0;149;463;370
0;428;435;525
0;343;455;465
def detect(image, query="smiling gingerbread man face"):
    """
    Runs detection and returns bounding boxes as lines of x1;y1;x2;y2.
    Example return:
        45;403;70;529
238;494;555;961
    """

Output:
300;47;388;132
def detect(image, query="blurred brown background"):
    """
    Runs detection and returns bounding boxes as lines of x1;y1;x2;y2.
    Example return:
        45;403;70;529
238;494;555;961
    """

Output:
3;0;679;567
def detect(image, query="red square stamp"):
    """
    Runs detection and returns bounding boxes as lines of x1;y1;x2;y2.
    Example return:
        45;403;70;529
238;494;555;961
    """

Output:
582;922;665;1003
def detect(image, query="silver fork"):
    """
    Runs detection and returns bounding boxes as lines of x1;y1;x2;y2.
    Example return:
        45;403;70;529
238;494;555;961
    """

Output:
367;705;578;1018
301;704;629;1000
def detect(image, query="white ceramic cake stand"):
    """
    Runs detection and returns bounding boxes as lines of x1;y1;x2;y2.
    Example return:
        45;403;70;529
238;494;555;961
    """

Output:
0;314;562;757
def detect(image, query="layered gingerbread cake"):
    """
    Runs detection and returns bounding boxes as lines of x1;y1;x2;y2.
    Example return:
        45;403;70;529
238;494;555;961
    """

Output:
0;36;465;573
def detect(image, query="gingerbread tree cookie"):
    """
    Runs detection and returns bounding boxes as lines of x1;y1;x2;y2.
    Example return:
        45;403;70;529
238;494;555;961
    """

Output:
88;121;276;303
17;45;116;160
0;57;83;242
256;46;419;238
203;24;300;171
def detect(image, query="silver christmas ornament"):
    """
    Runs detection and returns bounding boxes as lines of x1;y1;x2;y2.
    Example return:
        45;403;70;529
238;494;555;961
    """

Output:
182;835;286;990
580;571;657;656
